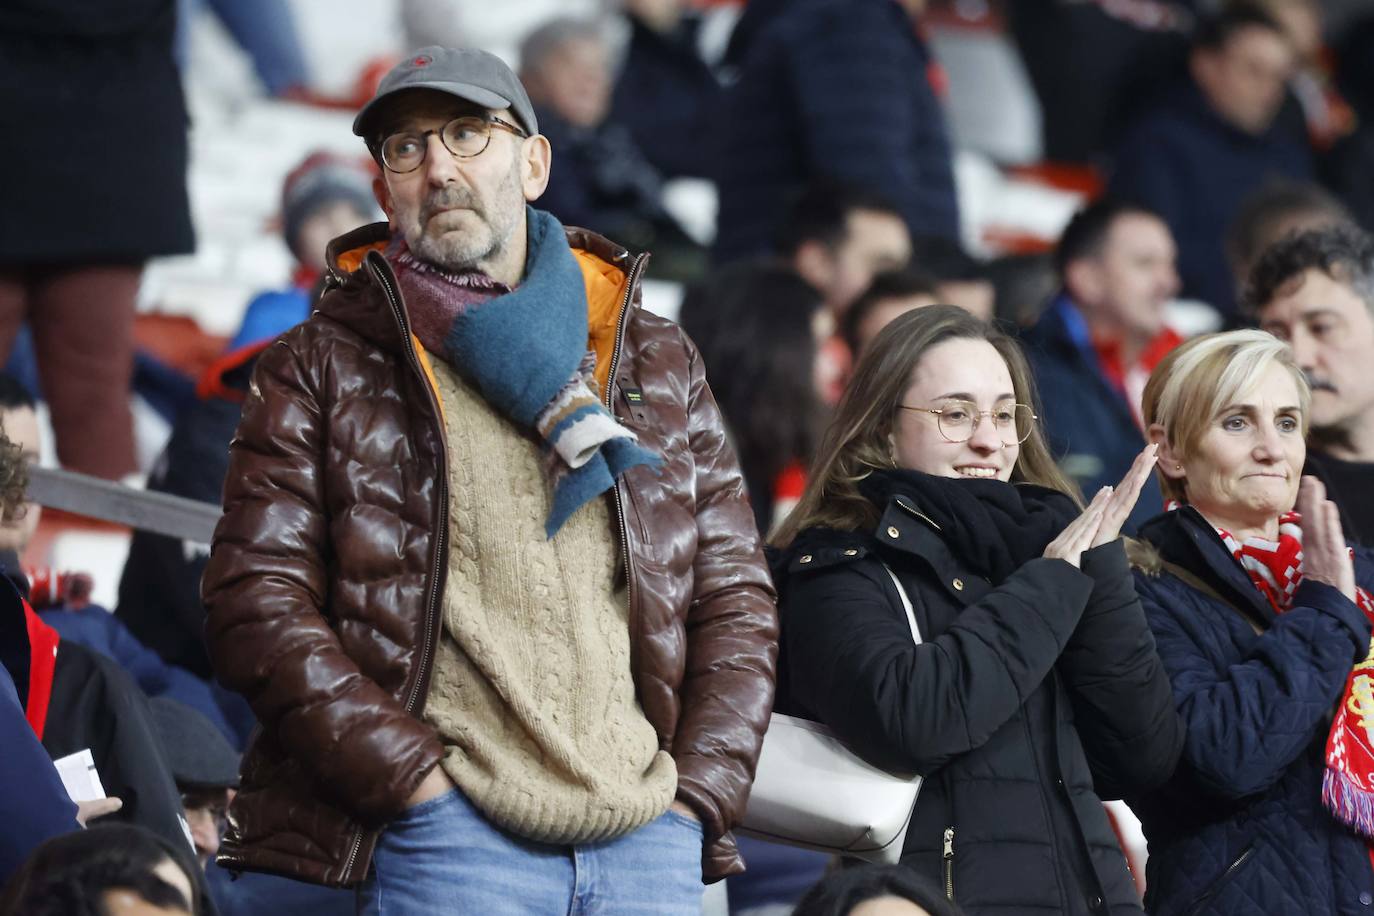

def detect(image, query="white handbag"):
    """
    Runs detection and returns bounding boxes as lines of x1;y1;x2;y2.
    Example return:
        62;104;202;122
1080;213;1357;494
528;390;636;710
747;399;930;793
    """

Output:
738;563;924;864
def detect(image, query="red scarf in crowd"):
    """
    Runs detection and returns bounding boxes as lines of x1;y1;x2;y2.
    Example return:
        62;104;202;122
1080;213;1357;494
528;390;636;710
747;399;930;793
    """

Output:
22;598;58;741
1211;511;1374;843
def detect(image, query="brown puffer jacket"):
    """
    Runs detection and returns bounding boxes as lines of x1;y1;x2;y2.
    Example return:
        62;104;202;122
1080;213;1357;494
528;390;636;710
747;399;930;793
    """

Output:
202;223;778;888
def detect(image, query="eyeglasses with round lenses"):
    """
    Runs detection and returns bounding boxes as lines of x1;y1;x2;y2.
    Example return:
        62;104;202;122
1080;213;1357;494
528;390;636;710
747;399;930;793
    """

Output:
379;115;528;173
898;400;1038;446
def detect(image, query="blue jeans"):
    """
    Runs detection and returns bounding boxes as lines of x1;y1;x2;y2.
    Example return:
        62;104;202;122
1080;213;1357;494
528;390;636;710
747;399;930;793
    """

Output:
357;789;706;915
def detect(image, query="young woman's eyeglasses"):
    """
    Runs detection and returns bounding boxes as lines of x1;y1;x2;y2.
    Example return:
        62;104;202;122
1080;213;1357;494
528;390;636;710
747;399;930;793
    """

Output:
378;116;528;173
898;400;1037;445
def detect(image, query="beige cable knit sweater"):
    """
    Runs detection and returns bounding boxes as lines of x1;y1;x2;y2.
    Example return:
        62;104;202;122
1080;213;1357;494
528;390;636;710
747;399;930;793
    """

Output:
423;359;677;844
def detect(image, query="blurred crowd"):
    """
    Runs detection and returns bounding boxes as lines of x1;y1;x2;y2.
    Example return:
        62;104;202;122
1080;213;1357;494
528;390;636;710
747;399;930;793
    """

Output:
3;0;1374;913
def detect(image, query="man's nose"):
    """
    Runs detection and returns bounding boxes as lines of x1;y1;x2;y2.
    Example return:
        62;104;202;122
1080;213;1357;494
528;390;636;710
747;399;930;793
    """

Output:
1160;264;1180;299
422;133;460;185
191;819;221;857
1287;328;1318;372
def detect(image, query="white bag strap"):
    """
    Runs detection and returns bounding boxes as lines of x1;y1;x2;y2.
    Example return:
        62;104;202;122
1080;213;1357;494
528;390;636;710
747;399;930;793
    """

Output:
880;562;923;647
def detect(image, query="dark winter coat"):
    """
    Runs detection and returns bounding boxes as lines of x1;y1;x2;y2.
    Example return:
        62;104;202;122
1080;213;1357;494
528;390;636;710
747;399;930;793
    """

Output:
713;0;960;260
201;222;778;887
1126;507;1374;916
41;641;191;858
536;106;679;253
0;670;78;883
1022;295;1163;534
775;493;1182;915
1108;82;1311;319
612;12;722;180
0;0;194;263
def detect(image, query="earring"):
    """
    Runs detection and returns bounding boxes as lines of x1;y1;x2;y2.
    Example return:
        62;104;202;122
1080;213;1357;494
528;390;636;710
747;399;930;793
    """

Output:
1176;464;1183;471
890;454;899;469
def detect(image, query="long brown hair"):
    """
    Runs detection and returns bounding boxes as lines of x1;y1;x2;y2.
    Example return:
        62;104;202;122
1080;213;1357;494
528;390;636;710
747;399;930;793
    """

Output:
771;306;1078;547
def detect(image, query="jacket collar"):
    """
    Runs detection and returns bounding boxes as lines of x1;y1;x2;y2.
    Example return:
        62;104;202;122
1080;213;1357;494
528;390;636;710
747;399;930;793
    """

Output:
1136;505;1280;625
873;496;990;606
780;497;989;608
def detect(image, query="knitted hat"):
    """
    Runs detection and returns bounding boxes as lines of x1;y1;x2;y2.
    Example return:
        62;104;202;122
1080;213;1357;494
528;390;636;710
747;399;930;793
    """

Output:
148;697;241;791
280;151;378;262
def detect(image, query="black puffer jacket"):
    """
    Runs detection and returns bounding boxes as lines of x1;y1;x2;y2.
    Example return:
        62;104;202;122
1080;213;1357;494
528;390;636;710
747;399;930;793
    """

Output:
775;491;1182;916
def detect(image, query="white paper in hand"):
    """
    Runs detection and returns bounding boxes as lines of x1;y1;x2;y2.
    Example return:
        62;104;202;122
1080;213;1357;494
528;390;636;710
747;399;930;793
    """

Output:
53;748;106;803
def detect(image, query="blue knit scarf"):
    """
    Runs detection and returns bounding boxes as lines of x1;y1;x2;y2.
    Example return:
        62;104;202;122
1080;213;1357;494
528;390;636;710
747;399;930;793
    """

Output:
389;207;659;537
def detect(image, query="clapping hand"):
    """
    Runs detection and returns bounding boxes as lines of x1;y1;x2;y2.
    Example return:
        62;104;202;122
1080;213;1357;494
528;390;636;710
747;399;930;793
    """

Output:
1044;444;1158;568
1296;476;1356;602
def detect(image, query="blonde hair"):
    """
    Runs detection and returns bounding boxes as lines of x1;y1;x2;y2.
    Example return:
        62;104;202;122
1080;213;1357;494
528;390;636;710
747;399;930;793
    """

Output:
1141;329;1310;504
771;306;1078;548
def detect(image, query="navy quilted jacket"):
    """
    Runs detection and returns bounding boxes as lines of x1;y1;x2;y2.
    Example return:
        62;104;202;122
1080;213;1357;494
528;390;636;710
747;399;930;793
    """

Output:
1127;507;1374;916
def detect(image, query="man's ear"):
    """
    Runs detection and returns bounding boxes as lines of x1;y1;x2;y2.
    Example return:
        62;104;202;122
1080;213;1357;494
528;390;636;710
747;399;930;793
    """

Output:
521;135;552;201
372;176;395;227
793;240;834;294
1064;258;1102;307
1189;49;1217;97
1149;423;1186;481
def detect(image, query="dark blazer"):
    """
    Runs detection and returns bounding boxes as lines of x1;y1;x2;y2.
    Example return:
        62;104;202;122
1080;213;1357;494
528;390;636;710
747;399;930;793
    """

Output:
1127;507;1374;915
775;496;1181;915
713;0;959;260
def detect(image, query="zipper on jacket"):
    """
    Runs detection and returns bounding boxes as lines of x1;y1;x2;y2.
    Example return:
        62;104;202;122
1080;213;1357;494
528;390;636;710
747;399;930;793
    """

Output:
370;255;450;716
942;826;956;902
334;253;452;885
1185;842;1256;916
605;252;648;676
895;498;942;531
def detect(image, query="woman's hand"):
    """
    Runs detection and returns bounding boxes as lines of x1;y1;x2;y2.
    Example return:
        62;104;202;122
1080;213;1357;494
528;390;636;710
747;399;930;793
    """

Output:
1044;444;1158;567
1297;476;1357;602
1044;486;1112;568
1089;444;1159;548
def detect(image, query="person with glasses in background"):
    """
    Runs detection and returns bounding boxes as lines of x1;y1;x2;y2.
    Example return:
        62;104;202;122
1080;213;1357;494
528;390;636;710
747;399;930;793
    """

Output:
201;47;777;915
770;306;1182;915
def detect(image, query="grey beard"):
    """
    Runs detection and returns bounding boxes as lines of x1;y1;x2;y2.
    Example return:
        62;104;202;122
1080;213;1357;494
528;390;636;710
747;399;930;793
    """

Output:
406;157;525;273
408;223;502;272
